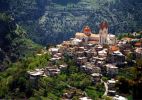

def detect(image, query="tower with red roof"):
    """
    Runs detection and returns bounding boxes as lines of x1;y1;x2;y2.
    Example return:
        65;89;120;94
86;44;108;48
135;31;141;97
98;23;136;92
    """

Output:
99;21;109;44
83;26;91;36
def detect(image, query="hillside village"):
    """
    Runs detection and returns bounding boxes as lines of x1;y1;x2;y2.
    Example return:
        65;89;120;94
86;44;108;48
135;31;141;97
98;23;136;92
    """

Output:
1;0;142;99
27;21;142;100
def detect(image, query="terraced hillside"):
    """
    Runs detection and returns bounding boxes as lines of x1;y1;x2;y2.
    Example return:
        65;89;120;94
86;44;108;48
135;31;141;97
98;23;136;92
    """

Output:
1;0;142;44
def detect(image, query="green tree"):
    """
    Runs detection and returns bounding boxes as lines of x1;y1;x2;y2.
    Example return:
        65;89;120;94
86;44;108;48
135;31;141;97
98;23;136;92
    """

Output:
116;77;131;93
132;57;142;99
0;79;8;98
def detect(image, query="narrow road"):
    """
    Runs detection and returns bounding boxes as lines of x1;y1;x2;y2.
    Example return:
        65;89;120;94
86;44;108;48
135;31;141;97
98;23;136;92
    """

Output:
101;79;108;96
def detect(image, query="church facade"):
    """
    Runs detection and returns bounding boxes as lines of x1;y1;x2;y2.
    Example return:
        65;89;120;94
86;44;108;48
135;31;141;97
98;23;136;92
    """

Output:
75;21;116;45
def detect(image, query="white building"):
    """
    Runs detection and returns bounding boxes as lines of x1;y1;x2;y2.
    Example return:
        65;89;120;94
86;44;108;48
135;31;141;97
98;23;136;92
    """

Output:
49;48;59;55
99;21;109;44
27;69;44;80
79;97;92;100
107;79;118;96
98;49;108;57
135;47;142;58
107;34;117;45
71;38;82;45
113;95;128;100
75;21;116;45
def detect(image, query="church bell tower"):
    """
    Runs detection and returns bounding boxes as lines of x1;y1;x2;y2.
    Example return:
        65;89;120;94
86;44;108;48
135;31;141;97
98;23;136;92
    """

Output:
99;21;108;45
83;26;91;36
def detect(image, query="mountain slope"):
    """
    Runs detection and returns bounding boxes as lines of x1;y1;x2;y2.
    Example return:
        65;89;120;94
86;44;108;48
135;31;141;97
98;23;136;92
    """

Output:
0;13;41;71
1;0;142;45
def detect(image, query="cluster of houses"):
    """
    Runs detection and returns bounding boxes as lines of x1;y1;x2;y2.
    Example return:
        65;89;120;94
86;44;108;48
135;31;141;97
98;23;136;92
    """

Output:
27;21;142;99
27;63;68;87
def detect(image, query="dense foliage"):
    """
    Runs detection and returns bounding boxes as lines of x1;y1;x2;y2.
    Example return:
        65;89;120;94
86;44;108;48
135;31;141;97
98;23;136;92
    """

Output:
0;53;105;99
0;13;41;70
116;55;142;99
0;0;142;44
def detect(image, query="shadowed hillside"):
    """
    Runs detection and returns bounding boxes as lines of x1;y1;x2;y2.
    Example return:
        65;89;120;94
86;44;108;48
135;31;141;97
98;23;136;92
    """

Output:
0;0;142;45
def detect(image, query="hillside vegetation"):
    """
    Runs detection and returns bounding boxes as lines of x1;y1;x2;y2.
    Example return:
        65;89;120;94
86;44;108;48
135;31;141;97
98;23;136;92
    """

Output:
0;0;142;44
0;13;41;70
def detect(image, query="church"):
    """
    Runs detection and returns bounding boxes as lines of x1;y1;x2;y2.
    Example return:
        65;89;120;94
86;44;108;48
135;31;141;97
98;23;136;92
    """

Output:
75;21;116;45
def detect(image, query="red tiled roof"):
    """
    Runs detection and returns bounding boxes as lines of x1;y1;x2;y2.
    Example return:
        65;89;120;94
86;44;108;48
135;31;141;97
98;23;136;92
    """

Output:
134;42;142;47
110;45;119;51
83;26;91;36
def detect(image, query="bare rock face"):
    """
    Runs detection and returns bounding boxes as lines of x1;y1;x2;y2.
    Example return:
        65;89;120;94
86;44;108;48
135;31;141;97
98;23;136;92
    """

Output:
1;0;142;45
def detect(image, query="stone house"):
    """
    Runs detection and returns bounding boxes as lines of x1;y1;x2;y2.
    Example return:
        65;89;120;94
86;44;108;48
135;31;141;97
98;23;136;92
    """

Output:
45;68;60;76
77;57;88;65
107;51;125;65
107;79;117;96
106;64;118;77
91;73;102;83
